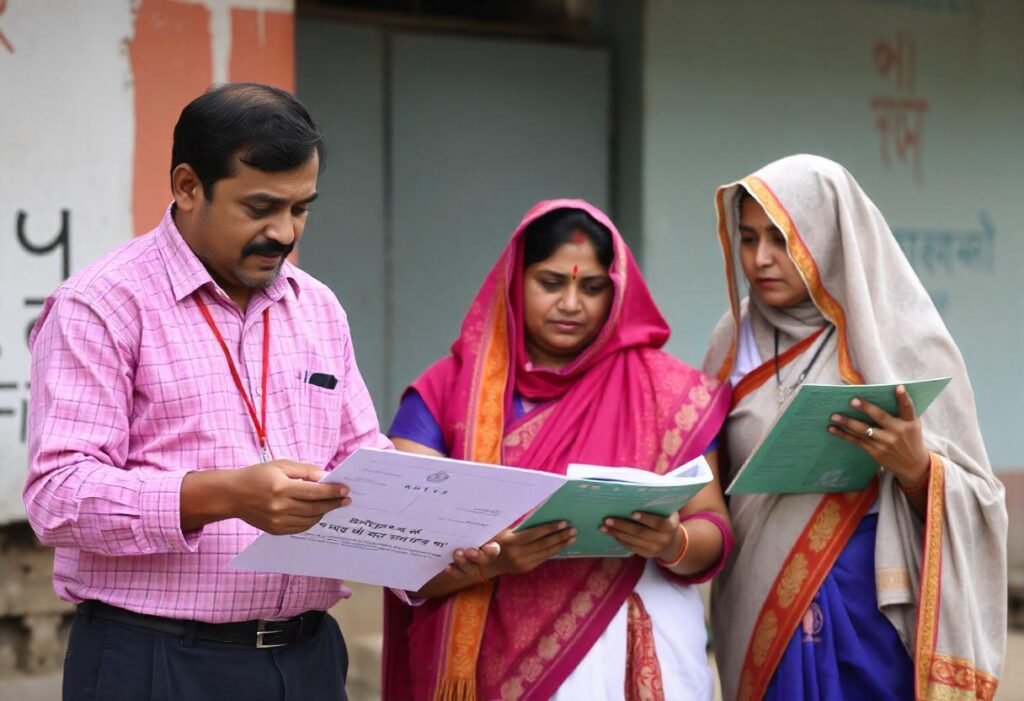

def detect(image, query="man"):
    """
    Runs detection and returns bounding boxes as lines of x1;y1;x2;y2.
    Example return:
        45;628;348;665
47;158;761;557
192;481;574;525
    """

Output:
24;83;391;700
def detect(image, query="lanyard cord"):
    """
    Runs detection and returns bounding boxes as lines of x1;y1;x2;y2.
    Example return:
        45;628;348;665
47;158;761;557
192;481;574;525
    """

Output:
192;291;270;459
774;324;836;391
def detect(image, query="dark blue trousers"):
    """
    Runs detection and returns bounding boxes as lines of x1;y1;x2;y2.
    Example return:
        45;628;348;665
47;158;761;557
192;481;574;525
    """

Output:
63;606;349;701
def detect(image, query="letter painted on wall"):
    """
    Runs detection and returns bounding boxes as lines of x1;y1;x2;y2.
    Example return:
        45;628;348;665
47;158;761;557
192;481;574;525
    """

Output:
0;0;294;524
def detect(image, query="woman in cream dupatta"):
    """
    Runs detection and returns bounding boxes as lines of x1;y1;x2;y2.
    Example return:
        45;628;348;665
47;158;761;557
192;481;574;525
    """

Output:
704;155;1006;701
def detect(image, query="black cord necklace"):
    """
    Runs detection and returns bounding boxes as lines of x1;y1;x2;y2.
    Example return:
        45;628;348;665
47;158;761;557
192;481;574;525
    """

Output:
773;325;836;403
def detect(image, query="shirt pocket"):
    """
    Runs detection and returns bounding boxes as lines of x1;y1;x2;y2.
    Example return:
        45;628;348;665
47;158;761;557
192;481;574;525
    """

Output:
300;380;344;468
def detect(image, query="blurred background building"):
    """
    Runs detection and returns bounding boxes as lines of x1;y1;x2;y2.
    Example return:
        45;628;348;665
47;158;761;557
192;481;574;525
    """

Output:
1;0;1021;698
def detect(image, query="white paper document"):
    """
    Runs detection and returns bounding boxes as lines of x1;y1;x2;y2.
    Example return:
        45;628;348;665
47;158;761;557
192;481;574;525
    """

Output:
230;448;565;591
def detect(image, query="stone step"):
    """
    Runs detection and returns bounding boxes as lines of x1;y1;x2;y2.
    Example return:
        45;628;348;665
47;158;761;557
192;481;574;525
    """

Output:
346;631;383;701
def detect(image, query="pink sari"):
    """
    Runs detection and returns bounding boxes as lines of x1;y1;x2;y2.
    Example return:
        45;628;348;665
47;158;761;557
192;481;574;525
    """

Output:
382;199;730;701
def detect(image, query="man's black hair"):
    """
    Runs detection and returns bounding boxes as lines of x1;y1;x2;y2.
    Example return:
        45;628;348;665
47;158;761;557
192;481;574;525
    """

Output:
171;82;325;198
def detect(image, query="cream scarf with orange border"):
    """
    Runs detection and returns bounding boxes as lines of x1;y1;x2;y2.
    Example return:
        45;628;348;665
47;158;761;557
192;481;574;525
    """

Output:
703;154;1006;701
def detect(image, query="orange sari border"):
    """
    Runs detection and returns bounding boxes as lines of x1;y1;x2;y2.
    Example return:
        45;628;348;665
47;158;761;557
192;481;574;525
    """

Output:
904;454;997;701
469;280;509;465
914;453;944;698
909;454;998;700
736;480;879;701
730;326;828;409
438;582;494;689
923;652;998;701
713;185;742;383
439;278;509;698
742;177;864;386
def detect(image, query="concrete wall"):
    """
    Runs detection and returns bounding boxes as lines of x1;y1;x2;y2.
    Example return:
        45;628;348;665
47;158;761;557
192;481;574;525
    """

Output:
296;21;611;424
639;0;1024;470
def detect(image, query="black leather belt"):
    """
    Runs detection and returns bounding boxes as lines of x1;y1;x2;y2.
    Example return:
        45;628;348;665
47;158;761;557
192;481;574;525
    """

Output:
80;600;325;649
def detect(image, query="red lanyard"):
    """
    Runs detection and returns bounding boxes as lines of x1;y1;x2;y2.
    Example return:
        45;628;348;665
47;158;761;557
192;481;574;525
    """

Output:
192;291;271;462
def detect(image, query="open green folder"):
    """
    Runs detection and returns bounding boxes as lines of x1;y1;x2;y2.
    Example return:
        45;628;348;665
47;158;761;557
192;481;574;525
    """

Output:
725;377;952;495
514;456;712;558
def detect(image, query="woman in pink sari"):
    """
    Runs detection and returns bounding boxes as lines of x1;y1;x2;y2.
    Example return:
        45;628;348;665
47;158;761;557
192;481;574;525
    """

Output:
382;199;732;700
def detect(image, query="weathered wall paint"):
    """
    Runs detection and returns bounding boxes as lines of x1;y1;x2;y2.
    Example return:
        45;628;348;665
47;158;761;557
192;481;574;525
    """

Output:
0;0;295;524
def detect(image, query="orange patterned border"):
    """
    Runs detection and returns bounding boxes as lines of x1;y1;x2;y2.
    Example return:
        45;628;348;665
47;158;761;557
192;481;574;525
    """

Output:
503;404;556;455
736;482;879;701
498;559;625;701
924;652;998;701
439;273;510;695
914;453;944;698
440;581;494;685
876;566;911;594
713;186;742;382
654;374;719;474
469;275;510;465
742;177;864;385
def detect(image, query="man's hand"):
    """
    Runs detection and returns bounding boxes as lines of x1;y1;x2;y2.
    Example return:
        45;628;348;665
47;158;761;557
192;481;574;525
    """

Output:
181;460;351;534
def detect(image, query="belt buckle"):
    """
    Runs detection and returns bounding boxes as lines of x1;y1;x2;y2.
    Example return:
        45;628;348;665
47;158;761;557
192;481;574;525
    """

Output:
255;619;287;649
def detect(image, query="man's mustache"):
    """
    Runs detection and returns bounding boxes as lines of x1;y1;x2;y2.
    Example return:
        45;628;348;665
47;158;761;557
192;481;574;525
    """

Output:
242;240;294;258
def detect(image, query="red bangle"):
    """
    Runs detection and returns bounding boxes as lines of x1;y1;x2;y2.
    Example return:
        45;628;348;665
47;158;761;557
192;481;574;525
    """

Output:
657;524;689;568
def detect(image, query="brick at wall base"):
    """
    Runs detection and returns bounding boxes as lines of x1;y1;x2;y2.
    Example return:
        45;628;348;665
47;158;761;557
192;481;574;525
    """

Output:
0;522;73;678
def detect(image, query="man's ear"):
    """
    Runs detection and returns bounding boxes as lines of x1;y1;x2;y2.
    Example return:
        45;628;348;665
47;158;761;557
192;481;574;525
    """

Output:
171;164;203;213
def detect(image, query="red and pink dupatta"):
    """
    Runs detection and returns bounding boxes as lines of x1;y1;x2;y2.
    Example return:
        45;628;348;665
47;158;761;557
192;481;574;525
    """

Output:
382;199;730;701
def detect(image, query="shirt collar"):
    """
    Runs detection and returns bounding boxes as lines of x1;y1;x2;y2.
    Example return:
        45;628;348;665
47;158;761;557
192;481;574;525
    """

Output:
156;205;301;305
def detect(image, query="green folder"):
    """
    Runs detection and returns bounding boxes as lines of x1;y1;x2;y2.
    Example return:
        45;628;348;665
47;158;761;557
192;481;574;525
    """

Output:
514;456;712;558
725;377;951;495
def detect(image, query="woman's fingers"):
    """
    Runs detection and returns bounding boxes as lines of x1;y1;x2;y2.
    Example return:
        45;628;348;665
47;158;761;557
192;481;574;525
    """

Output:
462;543;501;567
848;388;916;427
833;387;919;443
534;530;577;558
511;526;575;553
502;521;570;546
531;526;576;551
499;526;576;573
605;527;672;558
448;549;478;577
895;385;918;422
847;396;895;427
827;423;871;447
605;530;655;554
601;514;678;559
829;413;875;439
602;512;675;538
626;511;679;532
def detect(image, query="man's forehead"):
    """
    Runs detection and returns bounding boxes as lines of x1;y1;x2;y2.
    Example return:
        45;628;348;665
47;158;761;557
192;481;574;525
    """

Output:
230;151;319;176
223;155;319;194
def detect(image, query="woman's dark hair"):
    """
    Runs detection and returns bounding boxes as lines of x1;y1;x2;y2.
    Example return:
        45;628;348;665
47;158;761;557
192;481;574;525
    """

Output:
521;208;614;269
171;83;325;198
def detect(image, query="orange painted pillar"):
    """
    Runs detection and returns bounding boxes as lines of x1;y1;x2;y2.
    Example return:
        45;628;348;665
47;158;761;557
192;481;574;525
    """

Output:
130;1;296;236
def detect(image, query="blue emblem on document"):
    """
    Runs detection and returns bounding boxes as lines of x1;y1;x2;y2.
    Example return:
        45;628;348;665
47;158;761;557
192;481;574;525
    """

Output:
427;471;450;483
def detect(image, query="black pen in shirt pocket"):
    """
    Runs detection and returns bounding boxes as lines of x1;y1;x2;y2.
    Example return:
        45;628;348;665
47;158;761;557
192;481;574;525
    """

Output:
304;370;338;390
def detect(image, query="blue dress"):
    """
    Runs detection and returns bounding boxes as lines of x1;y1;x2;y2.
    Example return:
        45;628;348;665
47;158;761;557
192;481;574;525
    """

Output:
765;513;915;700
